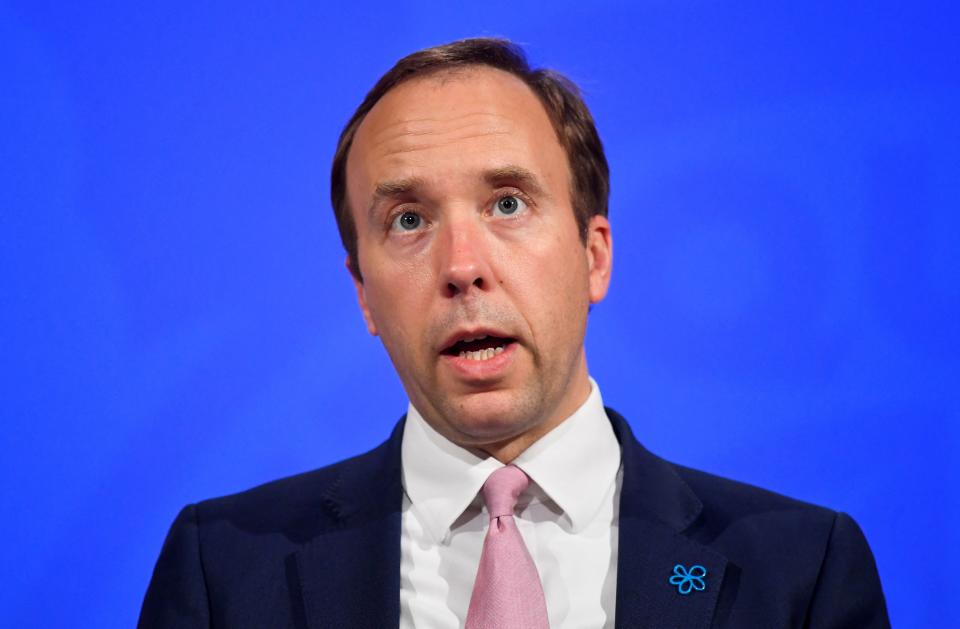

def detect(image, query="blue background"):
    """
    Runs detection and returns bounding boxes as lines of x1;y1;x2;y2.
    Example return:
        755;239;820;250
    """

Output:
2;1;957;626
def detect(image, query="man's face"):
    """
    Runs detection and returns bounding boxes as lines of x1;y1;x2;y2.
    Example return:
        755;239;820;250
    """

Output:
345;67;612;456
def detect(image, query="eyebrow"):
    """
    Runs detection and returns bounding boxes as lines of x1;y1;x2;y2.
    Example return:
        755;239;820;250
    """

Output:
483;165;548;198
366;165;548;216
367;177;425;219
373;177;425;199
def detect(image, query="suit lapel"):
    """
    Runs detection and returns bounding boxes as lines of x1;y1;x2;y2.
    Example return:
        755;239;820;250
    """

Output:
616;514;727;629
608;409;727;629
292;411;727;629
295;420;406;629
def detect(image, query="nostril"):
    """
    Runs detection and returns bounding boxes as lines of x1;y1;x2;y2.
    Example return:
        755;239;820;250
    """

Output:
445;274;486;298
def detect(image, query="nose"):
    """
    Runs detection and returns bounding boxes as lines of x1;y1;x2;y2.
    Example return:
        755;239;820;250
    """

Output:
438;218;494;298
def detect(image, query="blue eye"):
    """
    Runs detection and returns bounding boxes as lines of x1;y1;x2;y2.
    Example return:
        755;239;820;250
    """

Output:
392;211;422;231
493;195;527;216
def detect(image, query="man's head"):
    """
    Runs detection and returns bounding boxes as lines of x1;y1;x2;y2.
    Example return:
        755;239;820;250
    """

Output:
332;38;609;280
332;38;613;461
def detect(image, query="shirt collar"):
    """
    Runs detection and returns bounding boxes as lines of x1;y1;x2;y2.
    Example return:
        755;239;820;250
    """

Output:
401;379;621;543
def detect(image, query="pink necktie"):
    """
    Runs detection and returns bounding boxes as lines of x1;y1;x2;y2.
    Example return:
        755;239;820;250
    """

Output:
465;465;550;629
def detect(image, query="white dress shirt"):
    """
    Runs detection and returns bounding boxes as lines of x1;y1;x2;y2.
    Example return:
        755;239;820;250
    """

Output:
399;379;623;628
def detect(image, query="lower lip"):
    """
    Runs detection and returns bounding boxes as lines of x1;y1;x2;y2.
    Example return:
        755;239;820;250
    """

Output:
440;342;518;381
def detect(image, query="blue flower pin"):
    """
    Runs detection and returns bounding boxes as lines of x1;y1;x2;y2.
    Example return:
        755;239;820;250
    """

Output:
669;564;707;595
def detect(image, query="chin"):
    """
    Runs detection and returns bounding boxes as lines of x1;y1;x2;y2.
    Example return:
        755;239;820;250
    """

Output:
444;388;543;446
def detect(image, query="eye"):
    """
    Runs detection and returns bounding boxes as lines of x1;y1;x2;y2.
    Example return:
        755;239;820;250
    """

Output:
391;211;423;232
492;194;527;217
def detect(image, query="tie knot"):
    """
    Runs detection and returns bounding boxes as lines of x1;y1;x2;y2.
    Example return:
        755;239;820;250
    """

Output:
481;465;529;519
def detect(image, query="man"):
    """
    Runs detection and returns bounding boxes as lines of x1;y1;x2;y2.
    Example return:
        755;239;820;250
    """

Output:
140;38;889;628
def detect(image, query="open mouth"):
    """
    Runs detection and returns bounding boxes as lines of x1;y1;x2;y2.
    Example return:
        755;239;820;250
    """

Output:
441;335;516;361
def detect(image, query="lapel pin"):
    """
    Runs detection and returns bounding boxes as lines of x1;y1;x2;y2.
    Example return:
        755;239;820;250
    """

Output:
669;563;707;595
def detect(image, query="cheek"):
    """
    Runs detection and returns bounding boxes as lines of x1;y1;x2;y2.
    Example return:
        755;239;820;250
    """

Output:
366;286;415;342
507;241;590;337
370;302;426;381
362;269;435;357
363;251;433;314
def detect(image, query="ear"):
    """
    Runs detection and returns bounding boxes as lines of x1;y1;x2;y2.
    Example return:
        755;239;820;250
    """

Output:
347;255;379;336
585;215;613;304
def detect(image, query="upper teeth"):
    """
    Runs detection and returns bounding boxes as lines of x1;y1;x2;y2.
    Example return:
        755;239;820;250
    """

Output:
463;335;488;343
459;346;505;361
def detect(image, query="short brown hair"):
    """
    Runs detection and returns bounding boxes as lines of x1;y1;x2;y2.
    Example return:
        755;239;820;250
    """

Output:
330;37;609;279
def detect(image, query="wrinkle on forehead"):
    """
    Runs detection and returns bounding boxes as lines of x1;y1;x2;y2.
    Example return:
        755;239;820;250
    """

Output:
373;112;513;140
364;112;518;161
373;131;517;161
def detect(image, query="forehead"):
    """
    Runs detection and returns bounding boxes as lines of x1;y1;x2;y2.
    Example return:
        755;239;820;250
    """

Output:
346;66;568;205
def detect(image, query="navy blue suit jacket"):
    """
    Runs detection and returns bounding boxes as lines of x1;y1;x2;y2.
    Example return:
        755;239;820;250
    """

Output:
140;410;889;628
